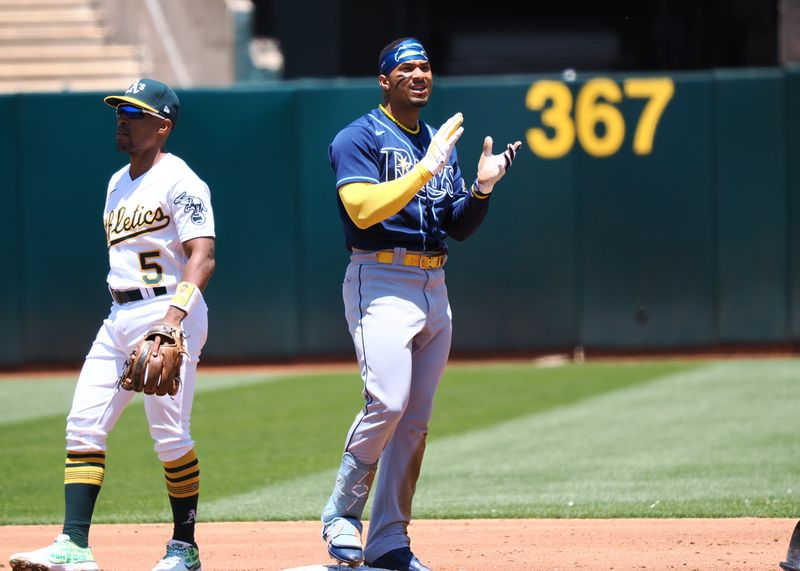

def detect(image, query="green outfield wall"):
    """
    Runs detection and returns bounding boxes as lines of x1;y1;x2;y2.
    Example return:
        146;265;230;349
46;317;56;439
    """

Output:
1;68;797;366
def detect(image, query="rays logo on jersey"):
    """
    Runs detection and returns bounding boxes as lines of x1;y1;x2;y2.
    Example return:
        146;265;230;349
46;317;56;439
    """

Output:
105;204;170;246
381;148;455;201
174;191;208;224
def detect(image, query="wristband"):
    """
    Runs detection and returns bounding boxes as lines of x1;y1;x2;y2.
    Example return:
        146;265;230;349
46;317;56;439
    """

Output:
170;281;201;314
471;182;491;200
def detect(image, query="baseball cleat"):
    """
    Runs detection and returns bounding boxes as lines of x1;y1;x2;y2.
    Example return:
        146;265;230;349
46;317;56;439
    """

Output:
323;517;364;567
368;547;432;571
151;540;201;571
781;562;800;571
8;534;99;571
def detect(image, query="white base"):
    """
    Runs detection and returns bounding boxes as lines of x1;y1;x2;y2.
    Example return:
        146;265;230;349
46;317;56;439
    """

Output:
281;565;390;571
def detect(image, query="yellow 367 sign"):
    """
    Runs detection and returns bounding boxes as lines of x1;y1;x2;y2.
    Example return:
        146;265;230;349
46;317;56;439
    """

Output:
525;77;675;158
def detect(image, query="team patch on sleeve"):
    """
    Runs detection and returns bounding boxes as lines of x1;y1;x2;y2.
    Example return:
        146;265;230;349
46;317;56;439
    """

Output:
173;191;208;225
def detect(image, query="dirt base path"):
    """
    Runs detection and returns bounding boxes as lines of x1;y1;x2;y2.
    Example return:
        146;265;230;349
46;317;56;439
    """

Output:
0;518;794;571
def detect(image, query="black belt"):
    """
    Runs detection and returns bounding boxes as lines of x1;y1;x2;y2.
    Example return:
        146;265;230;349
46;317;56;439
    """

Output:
110;286;168;304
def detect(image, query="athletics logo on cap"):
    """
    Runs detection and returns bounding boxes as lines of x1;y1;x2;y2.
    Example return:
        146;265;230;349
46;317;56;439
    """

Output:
103;78;181;128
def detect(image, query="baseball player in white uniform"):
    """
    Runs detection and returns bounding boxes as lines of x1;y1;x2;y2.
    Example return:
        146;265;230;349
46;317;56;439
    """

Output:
9;79;215;571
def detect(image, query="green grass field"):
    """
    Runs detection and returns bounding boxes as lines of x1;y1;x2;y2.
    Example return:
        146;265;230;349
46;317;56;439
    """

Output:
1;358;799;525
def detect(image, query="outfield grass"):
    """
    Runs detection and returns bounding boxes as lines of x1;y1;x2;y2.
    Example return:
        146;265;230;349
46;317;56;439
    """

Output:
1;359;798;524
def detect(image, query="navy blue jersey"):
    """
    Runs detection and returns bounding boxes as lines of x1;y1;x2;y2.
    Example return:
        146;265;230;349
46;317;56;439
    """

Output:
330;107;489;252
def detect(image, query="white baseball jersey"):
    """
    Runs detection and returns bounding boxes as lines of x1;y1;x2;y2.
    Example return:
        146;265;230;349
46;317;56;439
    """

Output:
103;153;215;290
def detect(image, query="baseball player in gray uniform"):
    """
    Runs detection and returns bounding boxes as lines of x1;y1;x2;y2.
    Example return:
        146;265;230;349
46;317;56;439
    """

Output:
9;79;215;571
321;38;521;571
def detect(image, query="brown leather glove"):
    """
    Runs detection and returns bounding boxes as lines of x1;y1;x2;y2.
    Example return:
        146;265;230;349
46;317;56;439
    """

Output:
117;323;187;397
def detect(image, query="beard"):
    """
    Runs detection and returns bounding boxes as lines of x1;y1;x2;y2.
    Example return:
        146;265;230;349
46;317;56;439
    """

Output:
115;131;132;153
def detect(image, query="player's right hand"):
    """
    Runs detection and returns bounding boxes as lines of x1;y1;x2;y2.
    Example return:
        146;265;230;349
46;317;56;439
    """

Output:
420;112;464;175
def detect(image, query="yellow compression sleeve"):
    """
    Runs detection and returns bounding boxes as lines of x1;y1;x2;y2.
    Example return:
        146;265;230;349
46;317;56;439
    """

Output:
339;163;434;229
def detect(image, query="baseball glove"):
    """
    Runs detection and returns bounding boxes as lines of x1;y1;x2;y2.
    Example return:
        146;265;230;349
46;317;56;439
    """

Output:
117;323;187;396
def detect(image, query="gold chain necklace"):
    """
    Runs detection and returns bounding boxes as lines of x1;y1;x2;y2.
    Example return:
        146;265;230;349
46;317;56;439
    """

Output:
379;104;420;135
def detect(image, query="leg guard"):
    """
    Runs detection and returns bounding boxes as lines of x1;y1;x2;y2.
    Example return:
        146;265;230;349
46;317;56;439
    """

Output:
321;452;377;566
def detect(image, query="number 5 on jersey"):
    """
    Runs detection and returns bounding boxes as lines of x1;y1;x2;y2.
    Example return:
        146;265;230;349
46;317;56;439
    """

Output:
139;251;163;285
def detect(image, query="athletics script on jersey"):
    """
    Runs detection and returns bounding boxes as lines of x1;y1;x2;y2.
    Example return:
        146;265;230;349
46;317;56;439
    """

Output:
105;192;208;246
104;203;170;247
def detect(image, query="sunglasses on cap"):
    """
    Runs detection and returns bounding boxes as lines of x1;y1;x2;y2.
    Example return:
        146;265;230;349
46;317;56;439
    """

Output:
115;104;164;120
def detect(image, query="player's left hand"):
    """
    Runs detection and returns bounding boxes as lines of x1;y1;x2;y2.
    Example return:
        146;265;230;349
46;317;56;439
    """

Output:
476;137;522;195
117;323;187;397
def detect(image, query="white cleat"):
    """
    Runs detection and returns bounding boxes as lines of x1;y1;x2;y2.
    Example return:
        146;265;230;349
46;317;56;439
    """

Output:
151;540;202;571
8;534;99;571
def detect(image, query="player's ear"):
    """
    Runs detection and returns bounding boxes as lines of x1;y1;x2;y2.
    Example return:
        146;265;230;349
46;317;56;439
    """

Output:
158;118;173;136
378;74;390;92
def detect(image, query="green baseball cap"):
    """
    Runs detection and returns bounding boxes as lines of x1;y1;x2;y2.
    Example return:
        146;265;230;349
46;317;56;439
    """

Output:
104;78;180;128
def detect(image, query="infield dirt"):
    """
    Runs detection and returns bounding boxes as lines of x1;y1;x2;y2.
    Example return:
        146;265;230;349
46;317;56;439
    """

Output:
0;518;793;570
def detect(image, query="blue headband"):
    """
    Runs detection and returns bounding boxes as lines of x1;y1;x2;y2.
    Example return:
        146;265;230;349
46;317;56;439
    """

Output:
379;39;429;75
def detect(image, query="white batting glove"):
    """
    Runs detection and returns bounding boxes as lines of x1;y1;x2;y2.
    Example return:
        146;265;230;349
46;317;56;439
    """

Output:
420;112;464;175
475;137;522;195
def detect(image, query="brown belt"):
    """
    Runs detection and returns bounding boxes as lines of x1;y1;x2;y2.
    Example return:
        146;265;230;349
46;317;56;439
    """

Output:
375;250;447;269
